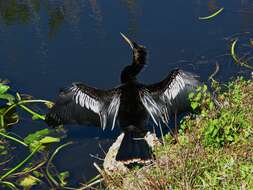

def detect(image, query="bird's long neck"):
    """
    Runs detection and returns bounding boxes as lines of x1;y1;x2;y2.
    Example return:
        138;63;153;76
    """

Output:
121;46;147;83
120;65;139;83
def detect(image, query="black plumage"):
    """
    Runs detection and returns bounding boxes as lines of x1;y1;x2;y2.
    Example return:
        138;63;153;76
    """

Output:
45;33;200;164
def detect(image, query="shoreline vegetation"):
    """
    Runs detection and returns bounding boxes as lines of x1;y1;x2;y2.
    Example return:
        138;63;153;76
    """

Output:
100;77;253;190
0;76;253;189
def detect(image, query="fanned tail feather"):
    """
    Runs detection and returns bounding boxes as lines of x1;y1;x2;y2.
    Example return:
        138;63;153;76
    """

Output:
116;131;153;164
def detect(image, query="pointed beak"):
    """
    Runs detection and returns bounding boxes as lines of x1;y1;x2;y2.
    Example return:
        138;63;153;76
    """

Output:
120;32;134;49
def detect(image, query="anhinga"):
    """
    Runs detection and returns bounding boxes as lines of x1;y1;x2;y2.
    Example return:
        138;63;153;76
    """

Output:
45;33;200;164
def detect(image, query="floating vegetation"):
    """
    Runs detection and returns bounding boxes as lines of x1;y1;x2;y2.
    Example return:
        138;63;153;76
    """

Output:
0;82;54;128
0;144;42;181
46;142;73;187
0;132;28;147
199;7;224;20
231;39;239;62
0;81;101;189
231;39;253;70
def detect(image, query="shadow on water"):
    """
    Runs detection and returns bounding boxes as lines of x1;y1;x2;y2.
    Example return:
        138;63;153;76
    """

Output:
0;0;253;187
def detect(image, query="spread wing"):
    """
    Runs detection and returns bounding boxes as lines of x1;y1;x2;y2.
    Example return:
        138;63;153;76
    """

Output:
45;83;121;130
139;69;200;126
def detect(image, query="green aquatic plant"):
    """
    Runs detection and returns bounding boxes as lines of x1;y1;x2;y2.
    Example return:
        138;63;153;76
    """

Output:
0;131;28;147
198;7;224;20
0;81;99;189
0;83;17;127
0;127;63;189
19;175;40;190
0;81;75;190
0;144;42;181
231;39;253;70
46;142;73;187
0;132;61;181
0;82;54;128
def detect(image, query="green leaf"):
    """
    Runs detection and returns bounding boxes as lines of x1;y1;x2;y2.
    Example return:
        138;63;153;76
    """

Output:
226;135;234;141
33;171;44;178
202;84;208;92
0;84;9;94
0;94;15;105
206;124;214;134
24;128;51;145
211;128;219;138
194;92;202;101
58;171;70;186
0;115;4;127
19;175;40;188
28;141;44;152
39;136;60;144
191;102;199;110
196;86;202;91
209;101;214;110
32;115;40;120
188;92;195;99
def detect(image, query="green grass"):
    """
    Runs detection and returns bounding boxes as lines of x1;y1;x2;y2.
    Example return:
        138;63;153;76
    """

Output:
103;77;253;190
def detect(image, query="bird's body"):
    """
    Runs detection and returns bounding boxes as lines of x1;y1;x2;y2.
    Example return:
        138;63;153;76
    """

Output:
118;81;148;132
46;33;200;164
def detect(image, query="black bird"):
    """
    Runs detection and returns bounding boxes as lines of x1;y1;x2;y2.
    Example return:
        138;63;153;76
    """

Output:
45;33;200;164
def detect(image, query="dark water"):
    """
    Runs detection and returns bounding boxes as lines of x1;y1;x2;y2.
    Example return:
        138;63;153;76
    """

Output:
0;0;253;186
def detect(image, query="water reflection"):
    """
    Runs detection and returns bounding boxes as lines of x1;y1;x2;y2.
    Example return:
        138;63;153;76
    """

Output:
207;0;218;11
0;1;85;39
121;0;140;36
0;0;252;40
88;0;104;38
0;0;32;25
0;0;142;41
48;4;65;39
240;0;253;31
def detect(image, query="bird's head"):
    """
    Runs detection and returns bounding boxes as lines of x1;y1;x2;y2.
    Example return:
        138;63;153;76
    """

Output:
120;33;147;63
120;33;147;83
